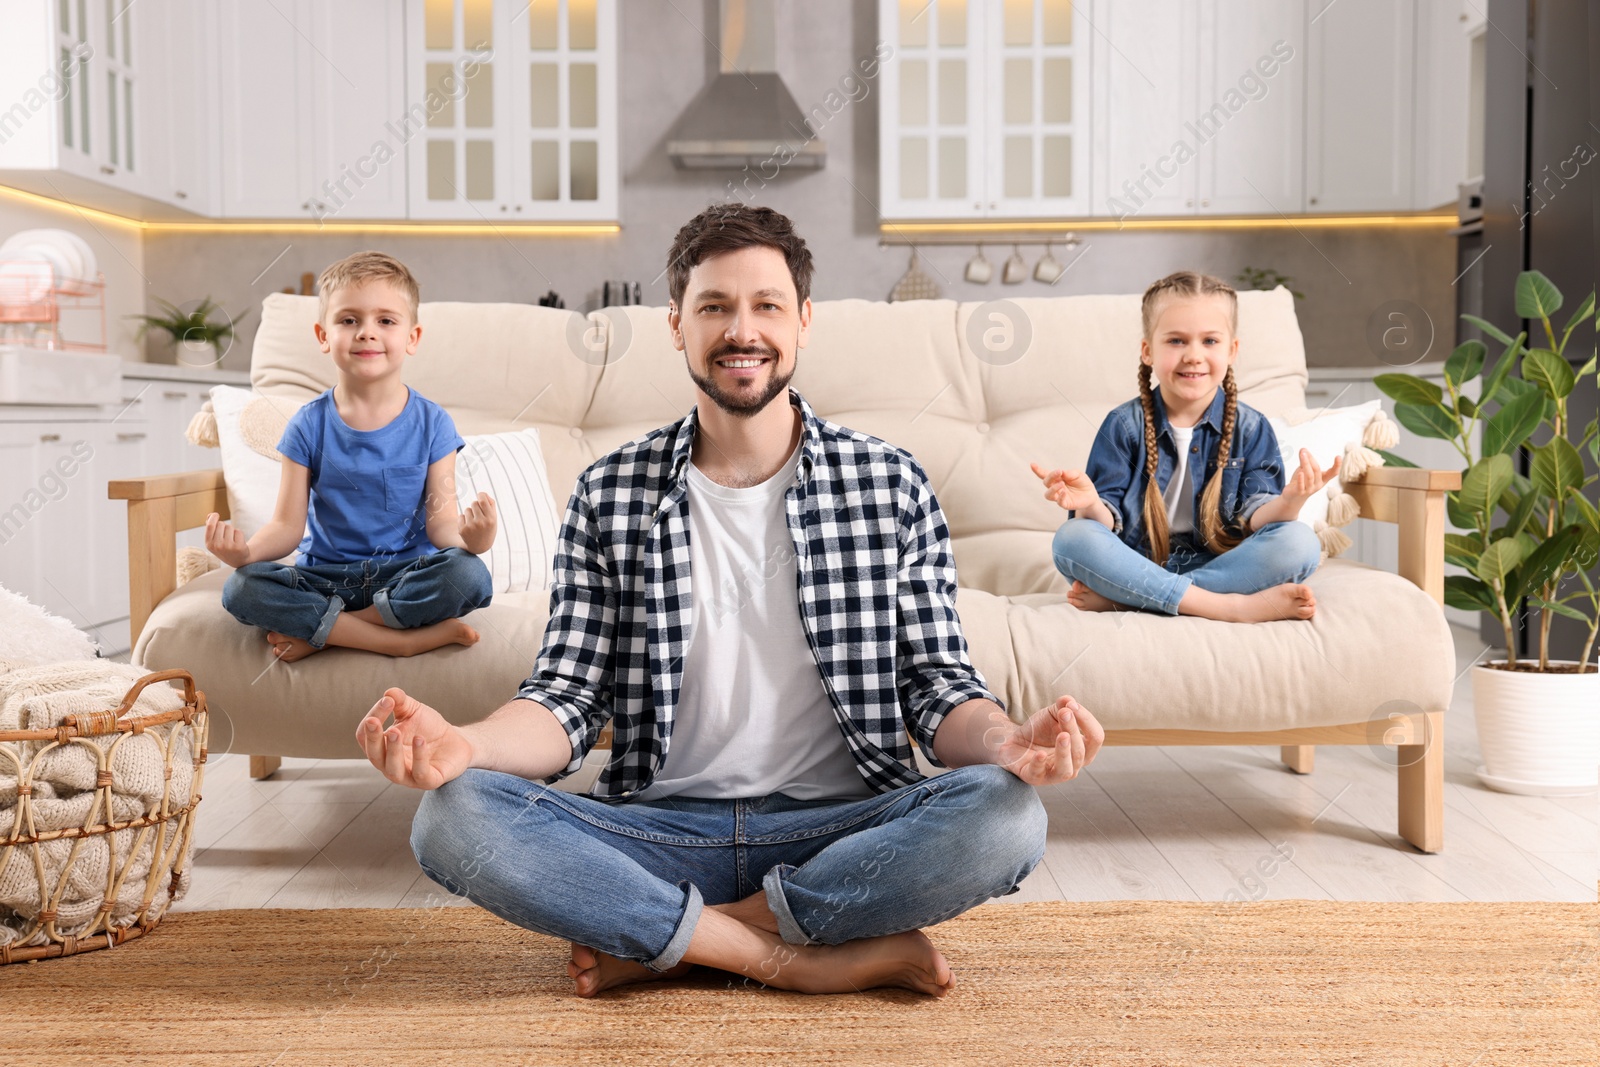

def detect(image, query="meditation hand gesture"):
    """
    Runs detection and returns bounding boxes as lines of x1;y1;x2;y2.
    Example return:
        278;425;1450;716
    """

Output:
988;695;1104;785
1030;462;1099;512
459;492;498;555
204;512;252;569
356;687;474;790
1282;448;1340;510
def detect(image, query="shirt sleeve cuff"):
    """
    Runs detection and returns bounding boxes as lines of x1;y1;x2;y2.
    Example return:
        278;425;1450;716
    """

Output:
1239;492;1277;528
913;681;1003;770
512;688;593;779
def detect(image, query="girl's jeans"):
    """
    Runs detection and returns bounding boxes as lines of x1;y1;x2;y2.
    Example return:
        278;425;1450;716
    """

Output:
1050;518;1322;615
221;547;493;648
409;763;1048;972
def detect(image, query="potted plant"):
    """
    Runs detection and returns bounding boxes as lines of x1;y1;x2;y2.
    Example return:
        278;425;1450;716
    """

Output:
129;297;247;367
1375;270;1598;796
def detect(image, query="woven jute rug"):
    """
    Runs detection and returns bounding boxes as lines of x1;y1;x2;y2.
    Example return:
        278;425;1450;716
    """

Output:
5;900;1596;1066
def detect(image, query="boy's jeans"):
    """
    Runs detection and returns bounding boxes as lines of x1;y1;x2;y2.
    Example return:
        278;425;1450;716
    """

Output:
222;547;493;648
409;763;1048;972
1050;518;1322;615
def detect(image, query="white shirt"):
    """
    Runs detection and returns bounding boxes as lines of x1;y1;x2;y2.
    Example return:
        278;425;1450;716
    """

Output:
1163;424;1196;535
632;438;873;802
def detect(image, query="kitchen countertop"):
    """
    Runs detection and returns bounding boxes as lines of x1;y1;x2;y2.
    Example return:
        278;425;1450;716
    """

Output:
121;359;250;385
1307;362;1448;379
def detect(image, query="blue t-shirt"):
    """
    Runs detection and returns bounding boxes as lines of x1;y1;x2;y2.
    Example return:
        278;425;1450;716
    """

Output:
277;386;464;567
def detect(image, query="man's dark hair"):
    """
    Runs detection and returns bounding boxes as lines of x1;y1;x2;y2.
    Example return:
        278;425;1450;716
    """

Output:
666;204;815;309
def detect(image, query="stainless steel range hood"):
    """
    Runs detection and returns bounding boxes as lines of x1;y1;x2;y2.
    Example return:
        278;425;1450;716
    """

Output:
666;0;826;171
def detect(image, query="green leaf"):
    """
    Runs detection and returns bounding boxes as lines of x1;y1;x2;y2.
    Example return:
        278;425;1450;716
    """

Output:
1373;374;1444;407
1523;347;1577;399
1460;454;1515;516
1498;374;1538;399
1500;487;1540;537
1482;389;1548;455
1475;537;1529;584
1393;401;1460;441
1515;270;1563;320
1529;437;1585;503
1461;313;1515;347
1506;526;1579;601
1443;532;1485;568
1446;491;1478;529
1455;395;1477;419
1530;596;1591;623
1376;449;1419;469
1444;575;1497;613
1563;291;1596;336
1444;340;1487;387
1479;333;1527;406
1573;493;1600;535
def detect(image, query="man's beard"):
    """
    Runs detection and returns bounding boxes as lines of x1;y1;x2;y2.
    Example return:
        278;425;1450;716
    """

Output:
687;343;794;419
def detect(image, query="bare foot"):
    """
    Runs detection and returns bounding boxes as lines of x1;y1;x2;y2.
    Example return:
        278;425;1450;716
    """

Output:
780;929;955;998
1182;582;1316;622
568;942;693;997
1066;580;1127;613
266;632;321;662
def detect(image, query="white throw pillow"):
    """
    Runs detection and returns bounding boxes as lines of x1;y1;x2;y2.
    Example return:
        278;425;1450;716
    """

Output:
452;428;560;594
208;385;306;559
1267;398;1384;528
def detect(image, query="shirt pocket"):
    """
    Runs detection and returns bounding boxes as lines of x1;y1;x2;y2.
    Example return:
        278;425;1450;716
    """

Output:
382;464;429;516
1219;456;1247;518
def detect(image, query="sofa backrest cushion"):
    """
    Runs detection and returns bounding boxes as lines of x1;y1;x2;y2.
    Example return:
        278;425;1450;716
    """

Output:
251;287;1306;596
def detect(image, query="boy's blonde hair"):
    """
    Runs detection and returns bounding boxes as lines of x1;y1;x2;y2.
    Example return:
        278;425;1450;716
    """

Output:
1136;270;1243;565
317;251;420;324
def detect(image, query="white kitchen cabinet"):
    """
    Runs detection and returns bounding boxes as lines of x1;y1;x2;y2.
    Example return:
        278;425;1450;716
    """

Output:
216;0;408;220
405;0;619;221
879;0;1090;220
1413;0;1475;209
1305;0;1417;212
142;0;221;214
0;0;152;199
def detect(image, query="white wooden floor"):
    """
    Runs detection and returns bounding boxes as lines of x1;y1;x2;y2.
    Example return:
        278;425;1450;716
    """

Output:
166;626;1597;914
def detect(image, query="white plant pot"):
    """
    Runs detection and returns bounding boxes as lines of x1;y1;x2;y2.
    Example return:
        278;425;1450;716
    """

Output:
1472;662;1600;796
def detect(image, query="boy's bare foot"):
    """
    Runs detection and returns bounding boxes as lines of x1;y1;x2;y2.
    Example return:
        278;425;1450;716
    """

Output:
1181;582;1316;622
568;943;694;997
1066;580;1126;613
782;930;954;997
266;632;321;661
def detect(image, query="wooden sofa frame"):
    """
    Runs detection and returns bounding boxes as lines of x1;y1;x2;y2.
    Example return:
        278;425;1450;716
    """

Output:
110;464;1461;852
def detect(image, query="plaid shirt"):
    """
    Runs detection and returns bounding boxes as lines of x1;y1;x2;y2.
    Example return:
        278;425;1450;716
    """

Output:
515;387;1001;802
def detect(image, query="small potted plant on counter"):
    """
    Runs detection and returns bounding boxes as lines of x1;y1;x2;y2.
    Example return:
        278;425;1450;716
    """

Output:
1376;270;1598;796
129;296;247;368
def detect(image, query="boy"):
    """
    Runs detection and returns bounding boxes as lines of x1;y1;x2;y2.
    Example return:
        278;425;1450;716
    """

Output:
209;251;496;661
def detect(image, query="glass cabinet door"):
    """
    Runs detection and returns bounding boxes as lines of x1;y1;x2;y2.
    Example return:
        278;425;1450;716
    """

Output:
879;0;986;219
410;0;511;218
54;0;93;168
983;0;1090;217
513;0;617;219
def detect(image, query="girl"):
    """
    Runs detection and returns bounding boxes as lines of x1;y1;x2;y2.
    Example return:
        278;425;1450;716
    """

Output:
1032;271;1331;622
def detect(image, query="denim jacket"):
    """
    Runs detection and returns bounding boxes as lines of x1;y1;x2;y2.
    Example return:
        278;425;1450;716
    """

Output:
1071;387;1285;555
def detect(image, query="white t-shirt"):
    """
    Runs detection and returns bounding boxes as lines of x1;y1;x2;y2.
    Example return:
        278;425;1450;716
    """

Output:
1163;424;1196;535
632;439;873;802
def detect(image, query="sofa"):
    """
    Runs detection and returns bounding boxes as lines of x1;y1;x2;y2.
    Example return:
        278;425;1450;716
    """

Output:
111;287;1459;851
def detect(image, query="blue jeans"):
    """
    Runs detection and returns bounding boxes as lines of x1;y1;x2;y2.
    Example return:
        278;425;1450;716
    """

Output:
221;547;493;648
409;763;1048;973
1050;518;1322;615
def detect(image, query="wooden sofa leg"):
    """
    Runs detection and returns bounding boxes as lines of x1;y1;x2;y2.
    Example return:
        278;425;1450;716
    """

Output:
1281;745;1314;774
249;755;281;780
1397;711;1444;853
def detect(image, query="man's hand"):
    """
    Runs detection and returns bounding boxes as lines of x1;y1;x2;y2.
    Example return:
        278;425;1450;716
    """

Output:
459;492;498;555
1030;462;1100;512
205;512;252;569
987;695;1104;785
356;687;474;790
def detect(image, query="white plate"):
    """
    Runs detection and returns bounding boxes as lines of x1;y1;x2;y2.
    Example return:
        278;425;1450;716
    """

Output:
0;255;57;302
0;228;90;283
1476;765;1598;797
49;228;96;281
7;243;70;288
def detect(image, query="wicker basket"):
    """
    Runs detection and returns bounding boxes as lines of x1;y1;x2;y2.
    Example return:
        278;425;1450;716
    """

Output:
0;668;208;964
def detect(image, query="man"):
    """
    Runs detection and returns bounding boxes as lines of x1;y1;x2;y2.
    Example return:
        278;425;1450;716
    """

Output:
360;204;1105;998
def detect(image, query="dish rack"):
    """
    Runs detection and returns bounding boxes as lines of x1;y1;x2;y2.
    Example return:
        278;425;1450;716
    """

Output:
0;267;108;352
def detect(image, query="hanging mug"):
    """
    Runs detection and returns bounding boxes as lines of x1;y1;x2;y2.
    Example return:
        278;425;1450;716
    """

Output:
1034;242;1065;284
964;244;993;284
1002;244;1028;284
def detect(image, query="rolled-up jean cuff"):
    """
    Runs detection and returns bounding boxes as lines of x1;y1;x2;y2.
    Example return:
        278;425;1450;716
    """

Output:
309;594;345;649
371;588;403;630
644;879;704;972
762;863;819;946
1160;572;1194;616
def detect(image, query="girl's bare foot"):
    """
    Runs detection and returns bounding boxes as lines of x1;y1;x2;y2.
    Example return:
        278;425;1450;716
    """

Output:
1181;582;1317;622
569;943;694;997
266;632;321;662
1066;580;1126;613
